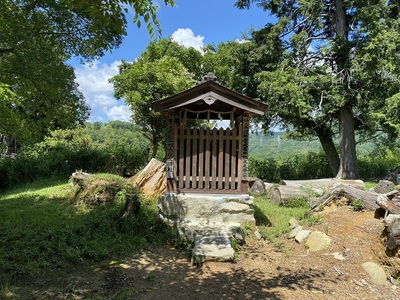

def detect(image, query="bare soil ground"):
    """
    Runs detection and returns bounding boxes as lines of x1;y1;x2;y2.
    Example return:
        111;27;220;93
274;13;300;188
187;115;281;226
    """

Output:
6;206;400;300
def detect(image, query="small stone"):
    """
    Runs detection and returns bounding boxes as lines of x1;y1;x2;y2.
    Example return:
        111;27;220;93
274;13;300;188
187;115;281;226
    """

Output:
289;217;299;226
295;230;311;243
361;262;387;286
254;229;262;240
331;252;346;261
305;231;332;251
287;225;303;239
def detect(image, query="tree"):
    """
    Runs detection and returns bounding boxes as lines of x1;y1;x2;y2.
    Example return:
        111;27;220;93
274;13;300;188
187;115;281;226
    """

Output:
235;0;400;179
1;0;175;149
1;0;175;60
111;53;197;158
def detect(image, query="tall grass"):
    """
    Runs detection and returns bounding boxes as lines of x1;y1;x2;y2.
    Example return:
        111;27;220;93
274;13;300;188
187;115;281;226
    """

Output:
0;178;179;278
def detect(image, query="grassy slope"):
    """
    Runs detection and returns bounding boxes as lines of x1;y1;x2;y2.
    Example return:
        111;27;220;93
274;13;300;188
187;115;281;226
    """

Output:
0;178;178;278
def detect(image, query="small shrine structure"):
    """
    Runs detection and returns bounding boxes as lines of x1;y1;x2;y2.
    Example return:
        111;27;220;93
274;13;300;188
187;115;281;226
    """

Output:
152;73;267;195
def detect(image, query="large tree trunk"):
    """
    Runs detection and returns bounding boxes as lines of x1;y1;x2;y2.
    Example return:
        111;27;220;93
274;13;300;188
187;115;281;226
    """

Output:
334;0;359;179
336;105;358;179
315;127;340;176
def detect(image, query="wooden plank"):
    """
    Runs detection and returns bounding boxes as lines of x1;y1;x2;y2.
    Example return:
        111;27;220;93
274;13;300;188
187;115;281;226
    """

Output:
211;128;217;190
173;122;178;192
192;128;198;189
185;128;191;189
237;118;243;185
231;127;237;190
178;127;184;189
218;128;224;189
225;128;231;190
198;128;204;189
205;127;211;189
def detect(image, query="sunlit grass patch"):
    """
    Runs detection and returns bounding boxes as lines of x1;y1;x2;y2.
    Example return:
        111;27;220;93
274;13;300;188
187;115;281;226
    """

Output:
0;176;179;278
253;194;312;243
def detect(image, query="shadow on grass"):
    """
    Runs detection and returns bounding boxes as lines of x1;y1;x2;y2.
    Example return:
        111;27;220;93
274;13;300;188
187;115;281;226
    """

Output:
253;204;273;227
0;186;181;280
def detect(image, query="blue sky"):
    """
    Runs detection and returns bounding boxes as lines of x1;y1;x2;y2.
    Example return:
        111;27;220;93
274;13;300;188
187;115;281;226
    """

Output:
73;1;272;123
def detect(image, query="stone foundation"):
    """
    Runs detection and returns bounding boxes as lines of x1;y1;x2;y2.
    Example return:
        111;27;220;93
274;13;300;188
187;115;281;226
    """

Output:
158;193;255;263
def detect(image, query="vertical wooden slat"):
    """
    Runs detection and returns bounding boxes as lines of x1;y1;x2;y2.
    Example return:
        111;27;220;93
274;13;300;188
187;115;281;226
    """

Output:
225;128;231;190
173;122;178;190
198;128;204;189
179;127;184;189
237;119;243;187
231;126;237;190
218;128;224;189
205;127;211;189
192;128;198;189
185;128;191;189
211;128;217;190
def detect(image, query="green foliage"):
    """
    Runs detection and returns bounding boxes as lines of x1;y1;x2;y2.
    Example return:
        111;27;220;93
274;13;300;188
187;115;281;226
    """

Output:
249;151;331;183
253;194;311;243
358;148;400;179
111;42;199;157
233;0;400;179
0;125;149;191
0;0;175;146
0;177;179;277
351;198;366;212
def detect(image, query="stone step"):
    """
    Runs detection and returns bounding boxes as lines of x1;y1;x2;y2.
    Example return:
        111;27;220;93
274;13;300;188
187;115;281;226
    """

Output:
192;234;235;264
179;221;243;263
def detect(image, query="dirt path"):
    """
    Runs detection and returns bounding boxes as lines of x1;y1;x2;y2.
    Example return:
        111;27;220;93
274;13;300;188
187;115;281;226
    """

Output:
8;207;400;299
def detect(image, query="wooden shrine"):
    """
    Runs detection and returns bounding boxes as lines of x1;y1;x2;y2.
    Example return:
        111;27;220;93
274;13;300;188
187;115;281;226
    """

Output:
152;73;267;194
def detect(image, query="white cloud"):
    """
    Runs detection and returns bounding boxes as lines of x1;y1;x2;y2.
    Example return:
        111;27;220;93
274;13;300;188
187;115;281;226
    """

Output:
93;94;118;108
107;105;132;122
235;38;249;44
75;60;133;123
171;28;204;52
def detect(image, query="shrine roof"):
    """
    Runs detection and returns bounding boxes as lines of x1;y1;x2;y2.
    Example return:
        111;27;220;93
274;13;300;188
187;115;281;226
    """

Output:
152;73;267;117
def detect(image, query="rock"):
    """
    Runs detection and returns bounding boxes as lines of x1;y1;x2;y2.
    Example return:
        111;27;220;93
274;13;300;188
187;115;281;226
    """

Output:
386;216;400;250
289;217;299;227
250;178;266;195
305;231;332;251
370;180;395;194
71;171;91;186
331;252;346;261
179;222;242;263
192;234;235;263
288;225;303;239
254;229;262;240
295;230;311;243
361;262;387;286
158;193;255;226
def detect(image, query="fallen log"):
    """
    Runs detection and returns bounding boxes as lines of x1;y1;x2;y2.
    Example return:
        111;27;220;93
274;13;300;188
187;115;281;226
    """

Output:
376;194;400;215
268;185;320;205
279;178;365;191
264;182;279;193
311;184;380;211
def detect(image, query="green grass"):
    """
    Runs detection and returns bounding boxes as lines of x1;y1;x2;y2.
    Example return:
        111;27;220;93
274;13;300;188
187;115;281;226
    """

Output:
253;195;313;243
0;177;179;278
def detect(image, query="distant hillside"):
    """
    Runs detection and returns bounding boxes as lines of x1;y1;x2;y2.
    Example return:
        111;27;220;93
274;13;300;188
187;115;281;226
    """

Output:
249;132;376;160
249;132;321;159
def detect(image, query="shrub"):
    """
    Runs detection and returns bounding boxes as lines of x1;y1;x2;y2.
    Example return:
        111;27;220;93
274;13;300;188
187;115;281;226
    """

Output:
0;128;149;191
